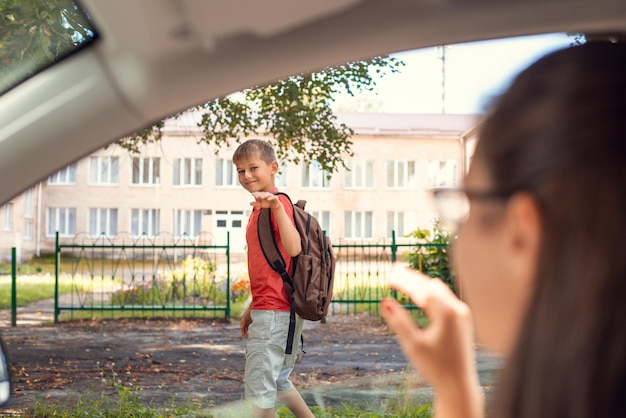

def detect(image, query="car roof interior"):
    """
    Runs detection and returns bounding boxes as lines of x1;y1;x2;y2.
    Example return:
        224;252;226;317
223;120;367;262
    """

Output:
1;0;625;205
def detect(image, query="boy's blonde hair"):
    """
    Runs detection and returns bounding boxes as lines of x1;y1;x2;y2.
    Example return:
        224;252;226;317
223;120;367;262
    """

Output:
232;139;277;164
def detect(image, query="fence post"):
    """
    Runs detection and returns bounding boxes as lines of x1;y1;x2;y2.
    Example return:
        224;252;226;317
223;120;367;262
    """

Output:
11;247;16;327
226;231;230;320
54;231;59;324
391;230;397;262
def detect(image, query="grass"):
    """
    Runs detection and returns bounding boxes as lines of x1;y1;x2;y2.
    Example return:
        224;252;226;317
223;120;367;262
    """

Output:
23;365;210;418
18;365;434;417
0;275;78;309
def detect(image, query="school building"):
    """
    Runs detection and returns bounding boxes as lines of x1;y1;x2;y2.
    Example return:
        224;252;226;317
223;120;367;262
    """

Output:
0;111;480;261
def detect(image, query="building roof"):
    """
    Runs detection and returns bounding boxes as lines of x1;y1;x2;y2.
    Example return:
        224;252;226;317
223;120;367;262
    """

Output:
162;110;481;138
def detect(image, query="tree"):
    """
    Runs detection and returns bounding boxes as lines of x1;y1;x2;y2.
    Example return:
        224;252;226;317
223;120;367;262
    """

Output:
119;56;404;175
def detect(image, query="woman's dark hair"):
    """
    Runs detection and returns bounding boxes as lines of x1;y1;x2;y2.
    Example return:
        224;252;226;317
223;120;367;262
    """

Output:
475;42;626;417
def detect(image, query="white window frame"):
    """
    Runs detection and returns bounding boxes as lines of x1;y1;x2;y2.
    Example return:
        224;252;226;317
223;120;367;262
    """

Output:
302;161;330;189
89;208;118;237
131;209;160;237
173;209;202;237
24;220;33;240
23;188;33;218
89;156;119;185
131;157;161;186
309;210;331;236
173;158;203;186
344;160;374;189
23;188;34;240
275;164;288;189
344;211;373;240
387;211;406;239
48;163;77;185
215;159;239;187
386;160;417;189
427;160;458;188
3;203;13;231
47;207;77;237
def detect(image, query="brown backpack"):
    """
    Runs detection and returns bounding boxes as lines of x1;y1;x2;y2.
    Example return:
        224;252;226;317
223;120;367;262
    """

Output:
258;192;336;354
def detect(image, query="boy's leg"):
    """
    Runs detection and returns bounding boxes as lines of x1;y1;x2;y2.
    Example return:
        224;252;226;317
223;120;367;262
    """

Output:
277;388;315;418
246;310;303;411
252;405;276;418
245;311;284;409
276;315;314;417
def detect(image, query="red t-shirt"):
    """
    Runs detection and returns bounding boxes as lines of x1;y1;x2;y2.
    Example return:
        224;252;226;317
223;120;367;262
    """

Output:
246;191;294;311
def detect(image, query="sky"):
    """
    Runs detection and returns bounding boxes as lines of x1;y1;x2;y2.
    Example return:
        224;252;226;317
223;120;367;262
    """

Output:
332;32;575;115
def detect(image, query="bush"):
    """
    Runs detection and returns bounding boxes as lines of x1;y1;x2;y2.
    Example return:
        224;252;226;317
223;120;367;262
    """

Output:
406;224;455;293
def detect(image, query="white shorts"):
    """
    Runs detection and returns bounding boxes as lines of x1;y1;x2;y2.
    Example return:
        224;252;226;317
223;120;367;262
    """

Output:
244;309;304;409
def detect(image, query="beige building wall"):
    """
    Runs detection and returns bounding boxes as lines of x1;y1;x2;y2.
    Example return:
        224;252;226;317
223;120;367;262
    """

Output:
0;112;480;260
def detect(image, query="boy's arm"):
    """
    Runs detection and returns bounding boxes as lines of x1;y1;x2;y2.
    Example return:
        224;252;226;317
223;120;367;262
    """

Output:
250;192;301;256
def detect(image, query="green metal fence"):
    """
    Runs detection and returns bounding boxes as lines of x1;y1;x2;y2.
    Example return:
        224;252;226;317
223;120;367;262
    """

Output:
53;231;231;323
50;230;450;322
331;231;452;315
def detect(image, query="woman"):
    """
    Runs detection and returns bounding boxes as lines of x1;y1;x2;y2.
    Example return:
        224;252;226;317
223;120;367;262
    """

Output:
381;41;626;417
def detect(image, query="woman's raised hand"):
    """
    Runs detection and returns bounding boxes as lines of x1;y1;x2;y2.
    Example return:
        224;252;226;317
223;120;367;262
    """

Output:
381;263;484;417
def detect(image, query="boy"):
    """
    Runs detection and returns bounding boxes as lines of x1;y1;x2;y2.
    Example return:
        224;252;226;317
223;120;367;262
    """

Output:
232;139;314;418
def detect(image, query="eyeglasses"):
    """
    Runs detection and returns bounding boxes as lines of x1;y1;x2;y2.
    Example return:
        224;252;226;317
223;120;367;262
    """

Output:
431;187;513;232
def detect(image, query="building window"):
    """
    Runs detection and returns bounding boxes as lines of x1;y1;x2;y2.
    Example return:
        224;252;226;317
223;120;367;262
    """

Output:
173;158;203;186
386;160;417;189
427;160;458;188
132;157;160;185
89;156;119;185
276;164;288;189
3;203;13;231
24;188;34;218
24;220;33;240
215;159;239;187
344;211;373;240
23;188;34;240
48;163;77;185
173;209;202;237
344;160;374;189
387;211;406;239
302;162;330;189
309;210;331;236
89;208;118;237
131;209;160;237
47;207;77;237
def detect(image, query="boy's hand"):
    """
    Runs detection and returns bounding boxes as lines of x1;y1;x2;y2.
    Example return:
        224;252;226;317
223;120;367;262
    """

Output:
240;308;252;338
250;192;281;210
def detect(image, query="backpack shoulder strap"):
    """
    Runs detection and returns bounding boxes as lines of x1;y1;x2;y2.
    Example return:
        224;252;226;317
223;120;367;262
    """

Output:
257;192;299;355
257;192;294;278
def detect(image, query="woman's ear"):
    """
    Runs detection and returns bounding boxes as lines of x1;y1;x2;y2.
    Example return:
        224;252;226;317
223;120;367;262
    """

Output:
505;192;542;287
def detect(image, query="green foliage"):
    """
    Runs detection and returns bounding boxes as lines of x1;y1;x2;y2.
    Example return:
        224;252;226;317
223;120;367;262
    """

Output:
109;256;227;307
406;224;455;293
0;0;96;93
119;56;404;175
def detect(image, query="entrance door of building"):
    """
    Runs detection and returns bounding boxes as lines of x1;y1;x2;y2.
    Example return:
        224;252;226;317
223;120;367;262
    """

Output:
214;210;247;253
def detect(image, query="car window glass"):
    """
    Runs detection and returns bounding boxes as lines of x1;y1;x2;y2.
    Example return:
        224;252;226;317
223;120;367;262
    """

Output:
0;0;98;95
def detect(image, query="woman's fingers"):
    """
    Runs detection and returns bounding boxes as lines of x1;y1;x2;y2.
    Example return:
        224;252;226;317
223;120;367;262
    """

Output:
388;263;432;307
381;298;424;348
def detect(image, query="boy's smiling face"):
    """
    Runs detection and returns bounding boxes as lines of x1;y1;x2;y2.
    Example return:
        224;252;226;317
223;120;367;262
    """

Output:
235;155;278;193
